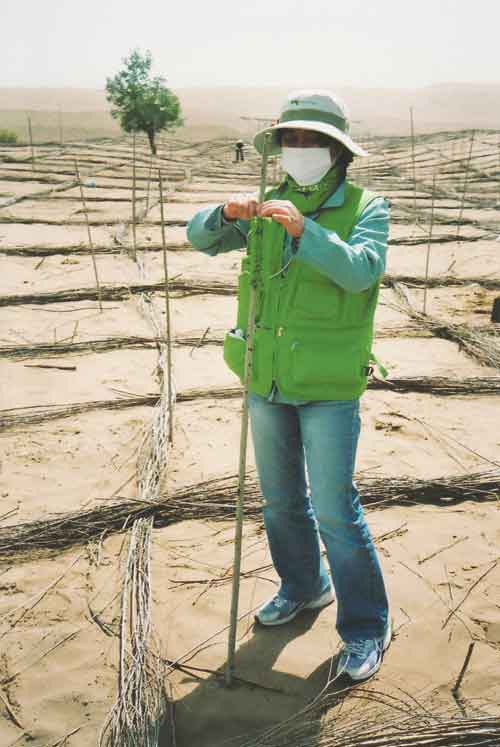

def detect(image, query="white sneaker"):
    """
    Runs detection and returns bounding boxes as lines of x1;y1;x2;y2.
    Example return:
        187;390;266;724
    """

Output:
337;623;392;681
256;584;334;627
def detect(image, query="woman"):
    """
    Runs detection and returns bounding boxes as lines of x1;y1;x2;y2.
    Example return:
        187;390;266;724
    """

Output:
187;90;391;681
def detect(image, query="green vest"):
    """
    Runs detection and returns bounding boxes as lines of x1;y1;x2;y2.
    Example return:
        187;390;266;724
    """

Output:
223;181;381;400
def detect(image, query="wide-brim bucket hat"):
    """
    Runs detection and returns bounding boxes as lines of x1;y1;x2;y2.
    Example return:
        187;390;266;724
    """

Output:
254;89;368;158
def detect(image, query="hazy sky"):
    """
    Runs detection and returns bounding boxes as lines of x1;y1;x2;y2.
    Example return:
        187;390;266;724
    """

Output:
2;0;499;90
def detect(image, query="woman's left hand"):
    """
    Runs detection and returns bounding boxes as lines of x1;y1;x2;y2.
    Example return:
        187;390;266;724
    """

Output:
258;200;305;238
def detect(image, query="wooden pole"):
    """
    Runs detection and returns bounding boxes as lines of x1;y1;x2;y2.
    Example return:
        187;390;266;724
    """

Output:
452;642;475;694
131;133;137;260
456;130;475;242
497;131;500;208
27;115;35;171
58;108;63;147
74;159;103;312
423;169;437;315
225;133;271;687
409;107;417;226
145;155;153;214
158;170;174;445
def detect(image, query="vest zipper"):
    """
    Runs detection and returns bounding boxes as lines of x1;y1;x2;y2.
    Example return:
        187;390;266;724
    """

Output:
271;260;287;388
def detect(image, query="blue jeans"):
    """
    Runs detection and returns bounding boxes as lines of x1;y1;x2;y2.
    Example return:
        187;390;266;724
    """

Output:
249;392;389;641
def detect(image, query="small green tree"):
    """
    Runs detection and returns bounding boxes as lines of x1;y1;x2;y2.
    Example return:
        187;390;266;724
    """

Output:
106;49;183;155
0;129;18;144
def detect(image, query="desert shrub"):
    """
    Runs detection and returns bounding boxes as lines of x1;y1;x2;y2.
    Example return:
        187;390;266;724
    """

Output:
106;49;183;155
0;129;18;144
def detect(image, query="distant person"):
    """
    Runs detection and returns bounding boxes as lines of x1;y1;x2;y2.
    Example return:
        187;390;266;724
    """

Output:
187;90;391;681
235;139;245;162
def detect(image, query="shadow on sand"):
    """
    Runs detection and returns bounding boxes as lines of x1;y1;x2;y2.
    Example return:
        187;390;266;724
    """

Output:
158;607;357;747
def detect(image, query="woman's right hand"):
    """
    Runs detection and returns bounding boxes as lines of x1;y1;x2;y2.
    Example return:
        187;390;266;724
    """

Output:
222;197;258;221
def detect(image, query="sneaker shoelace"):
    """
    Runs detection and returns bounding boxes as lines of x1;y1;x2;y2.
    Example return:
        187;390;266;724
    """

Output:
343;639;376;658
274;596;289;609
274;595;301;610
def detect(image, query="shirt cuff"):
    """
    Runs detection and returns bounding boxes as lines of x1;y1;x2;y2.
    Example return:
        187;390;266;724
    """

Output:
291;217;321;254
205;205;227;231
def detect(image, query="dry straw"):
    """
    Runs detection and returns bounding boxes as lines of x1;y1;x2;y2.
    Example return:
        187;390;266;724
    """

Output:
3;375;500;432
131;133;137;260
409;106;417;225
99;518;167;747
159;169;174;444
456;130;476;242
74;158;103;312
497;131;500;207
98;171;176;744
2;323;499;360
423;168;437;314
146;155;154;213
391;282;500;370
237;689;500;747
1;469;498;560
2;273;499;310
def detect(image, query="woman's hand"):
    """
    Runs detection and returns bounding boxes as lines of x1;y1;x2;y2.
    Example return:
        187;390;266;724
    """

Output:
258;200;305;238
222;197;258;221
223;197;305;239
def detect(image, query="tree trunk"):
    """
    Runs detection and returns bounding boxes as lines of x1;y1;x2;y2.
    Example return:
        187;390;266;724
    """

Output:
147;130;157;155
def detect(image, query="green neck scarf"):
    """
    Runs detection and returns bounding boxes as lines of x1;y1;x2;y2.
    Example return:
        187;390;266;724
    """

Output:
277;164;344;215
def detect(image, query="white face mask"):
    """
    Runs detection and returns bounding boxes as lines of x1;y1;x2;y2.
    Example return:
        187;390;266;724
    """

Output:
281;147;332;186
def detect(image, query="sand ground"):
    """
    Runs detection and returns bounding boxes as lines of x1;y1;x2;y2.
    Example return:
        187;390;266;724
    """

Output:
0;131;499;746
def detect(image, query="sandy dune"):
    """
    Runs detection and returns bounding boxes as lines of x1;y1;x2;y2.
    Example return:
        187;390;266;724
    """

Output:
0;128;499;746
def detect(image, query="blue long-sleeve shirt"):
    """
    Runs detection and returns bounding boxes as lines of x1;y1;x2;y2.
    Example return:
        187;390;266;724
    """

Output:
186;180;389;403
187;180;390;293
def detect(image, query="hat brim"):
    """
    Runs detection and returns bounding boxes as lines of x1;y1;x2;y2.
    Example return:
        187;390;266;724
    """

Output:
253;120;368;158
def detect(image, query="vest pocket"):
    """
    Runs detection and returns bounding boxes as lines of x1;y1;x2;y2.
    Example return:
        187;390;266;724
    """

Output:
223;330;246;381
290;342;365;390
289;279;340;321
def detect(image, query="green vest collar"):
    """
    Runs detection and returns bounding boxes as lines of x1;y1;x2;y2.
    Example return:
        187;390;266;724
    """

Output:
278;166;345;215
273;177;346;212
